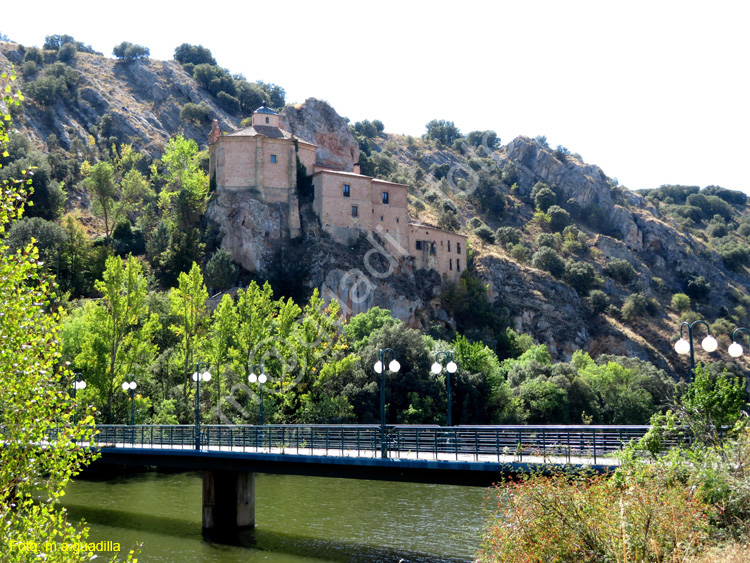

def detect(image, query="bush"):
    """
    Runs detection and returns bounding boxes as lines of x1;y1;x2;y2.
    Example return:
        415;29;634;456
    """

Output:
496;226;522;247
718;240;750;272
588;289;609;314
112;41;150;62
424;119;462;146
510;243;530;264
685;275;711;300
180;101;211;124
216;91;240;113
57;42;77;63
621;293;658;321
563;261;596;295
671;292;691;312
437;210;460;232
474;225;495;244
706;222;728;238
546;205;570;232
477;471;711;563
174;43;217;66
533;186;557;212
531;247;565;278
204;249;239;292
603;258;635;284
466;130;499;151
535;233;557;249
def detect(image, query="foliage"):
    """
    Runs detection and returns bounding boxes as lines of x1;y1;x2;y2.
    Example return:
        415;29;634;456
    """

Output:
531;246;565;278
437;209;460;232
603;257;635;284
563;260;596;295
533;186;557;212
477;470;711;563
495;226;522;247
70;254;160;422
474;224;495;244
546;204;570;232
671;292;691;312
42;34;99;54
621;292;659;322
343;306;401;352
1;67;136;562
466;130;499;151
469;170;506;216
112;41;150;61
173;43;217;66
204;248;238;293
424;119;462;146
588;289;609;314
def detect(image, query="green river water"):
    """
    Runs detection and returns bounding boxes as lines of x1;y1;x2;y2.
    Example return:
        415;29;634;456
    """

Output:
61;471;490;562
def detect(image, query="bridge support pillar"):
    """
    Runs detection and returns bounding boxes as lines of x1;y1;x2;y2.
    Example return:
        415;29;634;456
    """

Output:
202;470;255;531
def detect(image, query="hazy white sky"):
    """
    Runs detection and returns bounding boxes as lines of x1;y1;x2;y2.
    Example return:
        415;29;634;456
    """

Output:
4;1;749;193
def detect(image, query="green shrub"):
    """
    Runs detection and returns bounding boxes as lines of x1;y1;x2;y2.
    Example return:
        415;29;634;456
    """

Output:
424;119;462;146
563;260;596;295
547;205;570;232
685;275;711;300
474;225;495;244
533;186;557;212
707;223;728;238
496;226;522;247
535;232;557;249
438;210;460;232
531;247;565;278
112;41;150;62
588;289;609;313
204;249;239;292
174;43;217;66
180;101;211;124
510;243;530;264
621;293;658;321
671;292;691;312
717;240;750;271
603;258;635;284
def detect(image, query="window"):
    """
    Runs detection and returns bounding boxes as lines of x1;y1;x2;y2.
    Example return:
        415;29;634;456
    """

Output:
449;259;453;270
430;243;436;255
343;184;350;197
382;191;389;204
380;216;384;221
457;242;461;254
396;218;399;223
265;116;269;124
270;154;277;164
416;241;423;250
351;205;358;218
448;240;451;252
457;259;461;272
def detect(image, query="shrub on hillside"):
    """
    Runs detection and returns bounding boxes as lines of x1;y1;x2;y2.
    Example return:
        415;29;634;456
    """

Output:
622;293;659;321
588;289;609;314
531;247;565;278
424;119;462;146
438;210;460;232
510;243;530;264
533;186;557;212
603;258;635;284
671;292;691;312
474;225;495;244
180;102;211;124
547;205;570;232
496;226;522;247
113;41;150;61
563;260;596;295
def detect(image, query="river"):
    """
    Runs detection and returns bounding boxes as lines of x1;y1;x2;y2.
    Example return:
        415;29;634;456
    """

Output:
62;471;490;562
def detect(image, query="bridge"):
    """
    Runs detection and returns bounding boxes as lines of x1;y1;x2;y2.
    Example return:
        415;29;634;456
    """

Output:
56;424;651;533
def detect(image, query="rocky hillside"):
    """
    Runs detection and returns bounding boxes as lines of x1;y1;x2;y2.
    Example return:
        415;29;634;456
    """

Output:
2;39;749;378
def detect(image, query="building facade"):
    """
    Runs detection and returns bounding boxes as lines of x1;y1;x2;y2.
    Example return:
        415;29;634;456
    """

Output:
208;104;467;281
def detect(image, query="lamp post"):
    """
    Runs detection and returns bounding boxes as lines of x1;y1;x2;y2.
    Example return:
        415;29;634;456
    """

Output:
374;348;400;458
674;320;718;378
71;372;86;399
248;364;267;425
120;374;137;426
728;327;750;359
431;351;458;427
192;362;211;450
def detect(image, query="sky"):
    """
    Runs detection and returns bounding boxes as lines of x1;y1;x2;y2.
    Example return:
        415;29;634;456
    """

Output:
3;0;749;194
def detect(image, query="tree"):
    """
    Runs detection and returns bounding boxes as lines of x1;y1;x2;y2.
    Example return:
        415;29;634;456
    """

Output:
563;260;596;295
74;255;160;422
112;41;150;62
547;205;571;232
169;262;209;404
204;249;238;293
204;294;238;422
173;43;217;66
466;130;499;151
531;247;565;278
533;186;557;212
671;293;691;312
424;119;462;146
474;224;496;244
1;64;136;562
83;161;119;245
603;258;635;284
344;306;402;351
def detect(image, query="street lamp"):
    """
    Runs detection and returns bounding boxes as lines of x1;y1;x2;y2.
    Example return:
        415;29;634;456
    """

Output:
120;374;137;426
192;362;211;450
431;351;458;426
728;327;750;358
71;372;86;399
248;364;267;425
674;320;718;378
374;348;400;458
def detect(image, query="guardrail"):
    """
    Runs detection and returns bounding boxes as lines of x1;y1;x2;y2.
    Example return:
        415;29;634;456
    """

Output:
44;424;659;464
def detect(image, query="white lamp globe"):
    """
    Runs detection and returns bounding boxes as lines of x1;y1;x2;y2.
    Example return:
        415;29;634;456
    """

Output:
674;338;691;355
374;361;383;374
192;372;199;382
701;335;718;353
446;361;458;373
728;342;744;358
431;362;442;374
202;371;211;382
259;373;267;384
129;381;137;390
248;373;258;383
121;382;129;391
388;359;401;373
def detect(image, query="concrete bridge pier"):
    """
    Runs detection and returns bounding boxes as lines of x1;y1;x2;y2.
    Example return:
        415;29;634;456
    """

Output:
202;470;255;531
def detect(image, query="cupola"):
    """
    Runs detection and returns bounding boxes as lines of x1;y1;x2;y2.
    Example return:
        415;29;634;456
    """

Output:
251;101;281;128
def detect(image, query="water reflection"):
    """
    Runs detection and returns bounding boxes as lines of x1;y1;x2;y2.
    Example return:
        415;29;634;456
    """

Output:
62;470;487;563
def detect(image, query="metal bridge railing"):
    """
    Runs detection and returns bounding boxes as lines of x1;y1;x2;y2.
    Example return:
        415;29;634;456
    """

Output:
54;424;658;464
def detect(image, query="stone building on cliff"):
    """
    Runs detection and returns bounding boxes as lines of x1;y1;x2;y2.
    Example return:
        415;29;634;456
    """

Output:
208;103;467;281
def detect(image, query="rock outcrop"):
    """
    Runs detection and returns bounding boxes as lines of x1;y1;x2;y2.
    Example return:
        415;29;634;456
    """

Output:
282;98;359;172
